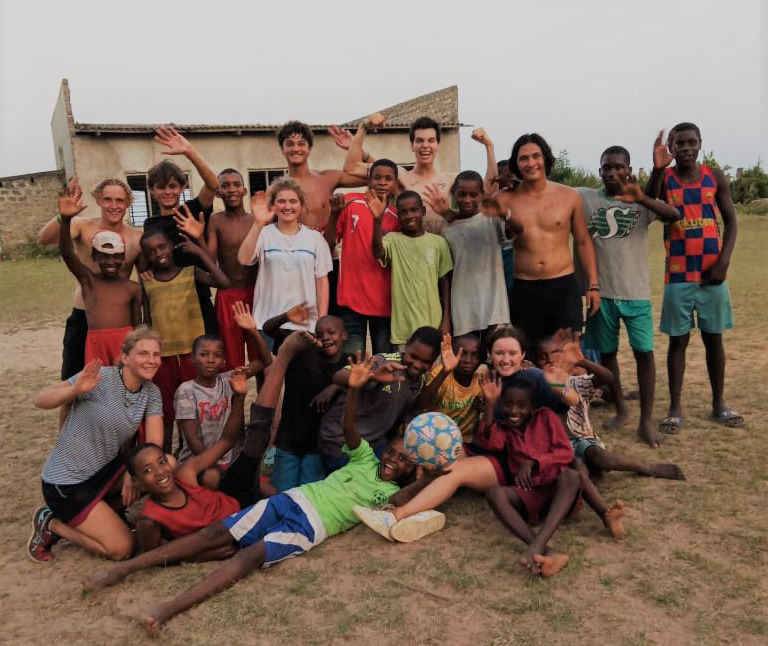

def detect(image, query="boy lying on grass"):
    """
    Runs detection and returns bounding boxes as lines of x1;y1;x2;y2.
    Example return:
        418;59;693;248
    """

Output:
84;339;442;638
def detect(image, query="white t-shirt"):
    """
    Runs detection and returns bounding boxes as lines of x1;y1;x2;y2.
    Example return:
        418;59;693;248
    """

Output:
248;224;333;332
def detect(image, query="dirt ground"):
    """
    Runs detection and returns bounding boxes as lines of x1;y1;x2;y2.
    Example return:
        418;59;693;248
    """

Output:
1;215;767;645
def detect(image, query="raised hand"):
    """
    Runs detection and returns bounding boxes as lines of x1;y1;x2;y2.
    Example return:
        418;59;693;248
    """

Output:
348;352;374;389
173;203;205;240
478;369;502;404
229;368;249;395
440;333;463;373
423;183;450;215
653;129;674;170
365;112;387;129
328;125;354;150
279;330;320;356
250;191;274;226
175;233;201;256
74;359;103;394
471;127;492;147
365;188;387;219
58;178;87;218
232;301;258;331
613;175;644;203
286;303;312;327
370;360;406;384
154;125;192;156
330;193;346;217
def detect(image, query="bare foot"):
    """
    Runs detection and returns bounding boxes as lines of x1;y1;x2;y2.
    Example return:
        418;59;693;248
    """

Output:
518;548;541;575
604;500;626;539
82;566;128;592
534;552;570;577
638;423;663;448
141;606;166;639
648;463;685;480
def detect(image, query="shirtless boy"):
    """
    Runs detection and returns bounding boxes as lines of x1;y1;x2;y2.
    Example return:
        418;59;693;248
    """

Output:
58;179;141;365
492;133;600;348
206;169;260;370
38;178;142;378
343;114;457;234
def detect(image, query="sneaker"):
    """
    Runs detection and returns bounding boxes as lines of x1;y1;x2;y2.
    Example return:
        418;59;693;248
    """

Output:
389;510;446;543
28;506;57;563
352;505;397;541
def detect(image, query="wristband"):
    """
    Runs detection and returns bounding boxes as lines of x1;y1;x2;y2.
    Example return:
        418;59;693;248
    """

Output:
56;215;62;223
547;382;566;388
362;152;371;163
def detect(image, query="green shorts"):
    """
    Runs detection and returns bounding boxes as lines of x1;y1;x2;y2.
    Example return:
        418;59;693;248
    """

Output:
660;282;734;337
570;436;605;460
584;298;654;353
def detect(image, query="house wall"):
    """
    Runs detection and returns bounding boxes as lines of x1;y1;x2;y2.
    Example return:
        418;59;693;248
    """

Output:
0;171;64;252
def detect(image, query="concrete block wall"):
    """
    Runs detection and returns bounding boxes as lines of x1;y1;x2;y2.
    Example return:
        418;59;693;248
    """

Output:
0;170;64;252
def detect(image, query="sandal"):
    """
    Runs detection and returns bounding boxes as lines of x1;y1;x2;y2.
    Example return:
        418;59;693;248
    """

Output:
710;408;744;428
659;416;684;434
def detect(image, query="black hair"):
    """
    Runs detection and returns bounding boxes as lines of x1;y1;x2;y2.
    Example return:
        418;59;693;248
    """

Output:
600;146;631;165
139;228;171;248
670;122;701;142
451;170;484;194
487;325;527;355
192;333;224;355
409;117;441;143
453;332;480;349
509;133;556;179
501;373;535;399
370;158;399;177
406;326;442;355
497;160;509;170
277;120;314;148
147;160;187;190
316;314;345;332
218;168;244;180
395;190;424;210
126;442;163;476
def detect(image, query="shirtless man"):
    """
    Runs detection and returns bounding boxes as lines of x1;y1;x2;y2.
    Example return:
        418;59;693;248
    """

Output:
342;114;457;234
38;177;142;379
492;133;600;349
206;169;260;370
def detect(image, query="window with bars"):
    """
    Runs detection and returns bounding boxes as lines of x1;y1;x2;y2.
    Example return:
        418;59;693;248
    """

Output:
127;173;191;226
248;169;287;195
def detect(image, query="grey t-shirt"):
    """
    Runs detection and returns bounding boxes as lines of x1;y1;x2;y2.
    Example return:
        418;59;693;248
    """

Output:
42;366;163;485
578;188;655;300
443;214;510;336
174;371;240;465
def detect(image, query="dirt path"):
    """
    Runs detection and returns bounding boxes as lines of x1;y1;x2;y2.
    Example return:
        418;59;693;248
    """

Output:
0;327;62;372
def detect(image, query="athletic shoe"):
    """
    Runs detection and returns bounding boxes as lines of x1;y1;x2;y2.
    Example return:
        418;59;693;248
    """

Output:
28;506;57;563
352;505;397;541
389;510;446;543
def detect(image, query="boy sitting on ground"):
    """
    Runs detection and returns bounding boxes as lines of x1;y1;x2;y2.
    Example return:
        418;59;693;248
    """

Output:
58;178;141;365
84;343;442;638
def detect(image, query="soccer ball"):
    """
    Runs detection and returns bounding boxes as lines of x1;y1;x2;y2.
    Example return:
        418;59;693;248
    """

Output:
404;412;463;470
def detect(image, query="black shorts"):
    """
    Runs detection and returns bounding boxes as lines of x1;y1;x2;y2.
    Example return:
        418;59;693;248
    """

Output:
61;308;88;380
42;454;125;526
509;273;583;348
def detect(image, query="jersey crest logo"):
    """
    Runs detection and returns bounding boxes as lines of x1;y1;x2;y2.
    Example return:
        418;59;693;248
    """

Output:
590;206;640;239
351;214;359;232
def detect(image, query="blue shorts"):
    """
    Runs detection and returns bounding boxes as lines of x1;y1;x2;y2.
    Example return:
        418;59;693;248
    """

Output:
223;490;327;566
660;282;734;336
571;436;605;460
272;449;326;492
585;299;654;353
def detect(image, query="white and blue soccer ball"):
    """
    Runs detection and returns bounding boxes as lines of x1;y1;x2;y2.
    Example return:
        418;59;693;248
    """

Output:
404;412;463;470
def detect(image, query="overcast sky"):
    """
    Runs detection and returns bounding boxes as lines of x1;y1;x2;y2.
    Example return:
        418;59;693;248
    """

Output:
0;0;765;178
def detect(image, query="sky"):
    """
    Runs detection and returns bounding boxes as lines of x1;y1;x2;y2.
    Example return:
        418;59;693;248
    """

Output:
0;0;765;178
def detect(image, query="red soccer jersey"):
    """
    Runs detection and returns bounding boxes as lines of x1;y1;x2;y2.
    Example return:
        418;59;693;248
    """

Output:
662;165;722;284
142;478;240;539
335;193;400;317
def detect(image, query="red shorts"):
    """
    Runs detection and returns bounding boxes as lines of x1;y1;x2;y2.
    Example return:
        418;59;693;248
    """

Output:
153;353;196;423
512;482;582;525
215;286;259;371
84;326;133;367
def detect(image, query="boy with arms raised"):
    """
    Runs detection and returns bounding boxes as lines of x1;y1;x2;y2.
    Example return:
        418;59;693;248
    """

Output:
324;159;401;354
57;179;141;364
372;191;453;346
38;178;142;378
645;124;742;432
578;146;680;447
205;169;260;369
84;338;440;638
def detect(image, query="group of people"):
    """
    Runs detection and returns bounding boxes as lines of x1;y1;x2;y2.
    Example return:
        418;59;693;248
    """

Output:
26;112;741;637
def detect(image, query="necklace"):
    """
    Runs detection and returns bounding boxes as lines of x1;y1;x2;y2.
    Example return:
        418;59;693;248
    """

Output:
118;367;142;408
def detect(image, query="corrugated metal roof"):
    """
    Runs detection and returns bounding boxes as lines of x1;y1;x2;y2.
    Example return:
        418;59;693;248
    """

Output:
72;86;460;135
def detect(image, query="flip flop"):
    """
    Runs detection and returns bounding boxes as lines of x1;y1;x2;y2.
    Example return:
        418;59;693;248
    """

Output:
659;416;684;434
710;408;744;428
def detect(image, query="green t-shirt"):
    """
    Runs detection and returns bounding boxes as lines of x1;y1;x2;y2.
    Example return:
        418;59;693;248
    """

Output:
299;439;399;536
382;232;453;344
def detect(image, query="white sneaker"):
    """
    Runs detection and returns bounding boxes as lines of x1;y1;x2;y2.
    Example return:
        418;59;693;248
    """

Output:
389;510;446;543
352;505;397;541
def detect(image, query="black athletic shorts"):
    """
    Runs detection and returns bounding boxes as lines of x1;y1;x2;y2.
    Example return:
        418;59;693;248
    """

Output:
61;308;88;380
509;273;583;348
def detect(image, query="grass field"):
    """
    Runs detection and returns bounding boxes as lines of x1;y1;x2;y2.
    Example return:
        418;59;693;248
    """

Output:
1;213;766;645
